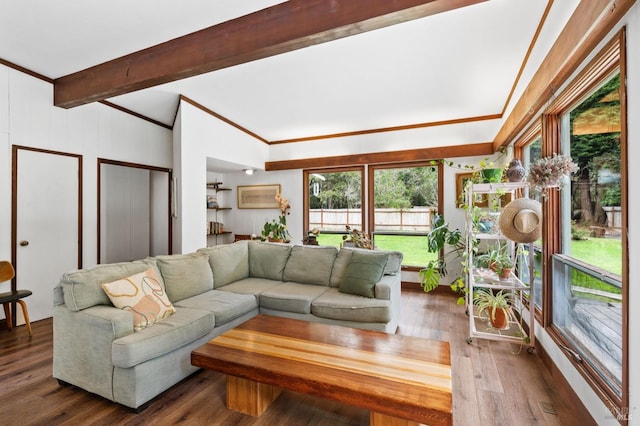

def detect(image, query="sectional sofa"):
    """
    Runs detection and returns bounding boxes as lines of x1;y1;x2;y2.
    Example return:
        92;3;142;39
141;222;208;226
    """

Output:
52;241;403;409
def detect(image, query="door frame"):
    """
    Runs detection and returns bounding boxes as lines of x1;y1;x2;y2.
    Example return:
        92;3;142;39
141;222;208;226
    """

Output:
97;158;173;264
10;145;83;298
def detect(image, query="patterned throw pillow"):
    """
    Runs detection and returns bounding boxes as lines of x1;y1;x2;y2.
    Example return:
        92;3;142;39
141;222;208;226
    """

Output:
102;267;176;331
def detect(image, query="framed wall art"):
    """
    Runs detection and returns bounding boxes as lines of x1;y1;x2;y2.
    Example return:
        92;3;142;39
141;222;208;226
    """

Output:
237;184;281;209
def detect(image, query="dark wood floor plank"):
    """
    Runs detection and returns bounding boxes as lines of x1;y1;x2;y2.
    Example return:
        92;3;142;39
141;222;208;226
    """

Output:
0;290;585;425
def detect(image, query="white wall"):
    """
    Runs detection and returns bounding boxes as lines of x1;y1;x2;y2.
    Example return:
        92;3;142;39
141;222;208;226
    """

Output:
625;5;639;424
0;65;172;310
174;99;270;253
223;169;303;243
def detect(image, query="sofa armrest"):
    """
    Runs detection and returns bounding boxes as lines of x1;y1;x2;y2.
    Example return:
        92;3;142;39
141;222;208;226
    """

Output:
374;274;398;300
375;274;402;331
53;304;133;401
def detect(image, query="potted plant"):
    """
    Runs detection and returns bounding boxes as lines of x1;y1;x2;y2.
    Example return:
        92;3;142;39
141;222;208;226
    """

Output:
436;147;509;184
497;256;515;280
478;158;504;183
474;289;514;329
475;241;514;279
527;153;579;193
261;192;292;243
341;225;373;249
420;214;470;303
261;216;288;242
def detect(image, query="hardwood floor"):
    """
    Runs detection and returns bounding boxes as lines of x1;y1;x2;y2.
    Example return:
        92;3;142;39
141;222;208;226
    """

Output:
0;291;591;426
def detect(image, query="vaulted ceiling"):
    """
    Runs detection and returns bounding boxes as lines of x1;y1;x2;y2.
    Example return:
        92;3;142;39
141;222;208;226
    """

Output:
1;0;581;145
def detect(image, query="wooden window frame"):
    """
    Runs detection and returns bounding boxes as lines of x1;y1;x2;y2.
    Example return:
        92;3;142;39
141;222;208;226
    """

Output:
367;161;443;270
303;166;366;241
541;29;628;414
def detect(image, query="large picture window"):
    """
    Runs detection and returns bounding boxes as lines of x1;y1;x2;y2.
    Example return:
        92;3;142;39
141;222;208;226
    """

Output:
553;71;623;397
369;163;439;267
304;167;364;247
303;162;442;267
541;30;627;410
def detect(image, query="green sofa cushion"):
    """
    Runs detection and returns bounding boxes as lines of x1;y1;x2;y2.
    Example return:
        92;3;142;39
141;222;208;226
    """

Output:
283;245;338;286
61;260;155;312
339;251;389;298
174;290;258;326
248;241;291;281
197;241;249;288
330;248;403;287
312;288;391;323
154;252;213;302
259;282;328;314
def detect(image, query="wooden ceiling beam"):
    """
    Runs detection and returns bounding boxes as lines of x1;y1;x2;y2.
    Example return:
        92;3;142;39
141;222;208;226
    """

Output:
265;142;494;171
53;0;486;108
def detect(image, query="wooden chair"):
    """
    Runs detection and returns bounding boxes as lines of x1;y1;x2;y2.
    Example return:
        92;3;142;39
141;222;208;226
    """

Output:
0;261;32;336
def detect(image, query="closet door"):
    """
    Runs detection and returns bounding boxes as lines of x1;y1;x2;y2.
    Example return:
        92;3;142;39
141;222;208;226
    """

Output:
99;161;171;264
13;146;81;322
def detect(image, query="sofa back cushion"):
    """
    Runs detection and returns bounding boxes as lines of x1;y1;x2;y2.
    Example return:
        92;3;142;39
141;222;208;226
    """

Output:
248;241;291;281
283;245;338;286
61;260;154;311
197;241;249;288
338;251;389;298
154;252;213;302
330;248;403;287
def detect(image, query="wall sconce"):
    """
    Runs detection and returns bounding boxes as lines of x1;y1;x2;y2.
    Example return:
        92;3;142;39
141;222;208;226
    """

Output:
243;169;255;176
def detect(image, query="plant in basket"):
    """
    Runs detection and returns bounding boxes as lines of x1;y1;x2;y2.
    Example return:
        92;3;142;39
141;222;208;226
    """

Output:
527;153;578;194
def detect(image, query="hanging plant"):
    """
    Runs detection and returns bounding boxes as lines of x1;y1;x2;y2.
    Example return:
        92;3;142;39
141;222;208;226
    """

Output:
526;154;578;193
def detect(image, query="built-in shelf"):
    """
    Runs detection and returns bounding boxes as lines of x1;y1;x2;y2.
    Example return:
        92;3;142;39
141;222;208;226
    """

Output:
207;184;232;245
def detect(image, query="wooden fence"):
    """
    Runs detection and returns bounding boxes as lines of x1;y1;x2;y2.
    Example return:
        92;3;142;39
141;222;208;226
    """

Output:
309;207;436;232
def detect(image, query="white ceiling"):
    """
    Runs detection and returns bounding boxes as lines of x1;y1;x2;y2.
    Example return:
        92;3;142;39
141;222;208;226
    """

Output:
0;0;578;144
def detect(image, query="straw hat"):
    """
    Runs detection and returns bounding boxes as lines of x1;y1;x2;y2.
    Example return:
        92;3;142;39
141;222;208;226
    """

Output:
499;198;542;243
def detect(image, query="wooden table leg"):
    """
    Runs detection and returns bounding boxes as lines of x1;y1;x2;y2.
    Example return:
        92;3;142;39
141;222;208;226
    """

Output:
226;376;282;417
370;411;422;426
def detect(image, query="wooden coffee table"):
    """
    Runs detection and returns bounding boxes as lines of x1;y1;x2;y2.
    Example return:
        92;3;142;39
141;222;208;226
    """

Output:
191;315;452;426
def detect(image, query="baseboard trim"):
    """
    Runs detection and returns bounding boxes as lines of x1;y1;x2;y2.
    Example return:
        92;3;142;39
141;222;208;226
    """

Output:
401;282;457;296
536;337;596;425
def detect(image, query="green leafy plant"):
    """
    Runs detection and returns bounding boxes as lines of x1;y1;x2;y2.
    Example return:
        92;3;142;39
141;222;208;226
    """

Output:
261;216;288;242
475;241;513;275
474;289;516;328
432;147;509;183
419;214;467;296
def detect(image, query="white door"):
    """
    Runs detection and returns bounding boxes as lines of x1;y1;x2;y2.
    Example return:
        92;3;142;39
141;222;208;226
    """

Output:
14;147;80;323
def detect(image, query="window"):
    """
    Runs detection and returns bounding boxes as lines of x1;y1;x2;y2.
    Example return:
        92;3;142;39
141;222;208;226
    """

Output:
521;136;543;310
541;30;627;410
369;163;439;267
553;71;623;397
304;167;364;247
304;162;442;267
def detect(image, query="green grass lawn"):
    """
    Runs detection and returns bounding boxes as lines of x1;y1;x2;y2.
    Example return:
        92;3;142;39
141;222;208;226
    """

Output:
570;237;622;276
316;233;436;266
317;233;621;278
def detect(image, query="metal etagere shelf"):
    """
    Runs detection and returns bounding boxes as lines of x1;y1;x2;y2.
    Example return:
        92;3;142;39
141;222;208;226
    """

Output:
464;181;535;352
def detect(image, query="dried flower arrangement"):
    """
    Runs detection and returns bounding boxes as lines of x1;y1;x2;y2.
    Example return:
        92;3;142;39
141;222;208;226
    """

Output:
527;154;578;192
